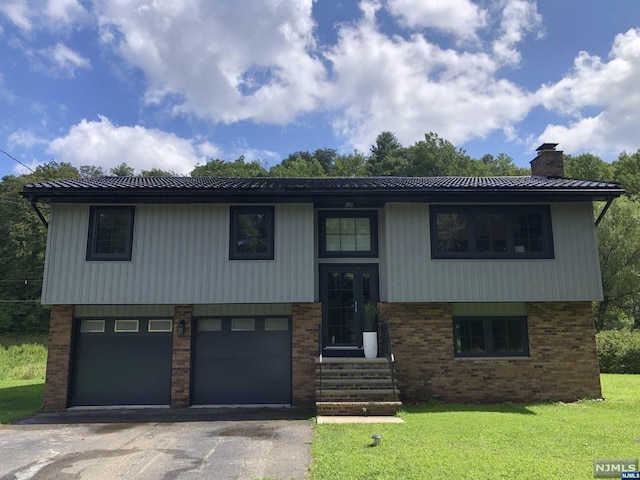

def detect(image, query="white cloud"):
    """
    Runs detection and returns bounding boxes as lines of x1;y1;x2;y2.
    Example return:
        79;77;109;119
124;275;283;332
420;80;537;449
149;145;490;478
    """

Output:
0;0;87;31
47;116;220;175
8;130;48;149
41;43;91;77
94;0;326;124
492;0;543;65
538;28;640;157
324;1;534;152
387;0;487;41
0;2;31;31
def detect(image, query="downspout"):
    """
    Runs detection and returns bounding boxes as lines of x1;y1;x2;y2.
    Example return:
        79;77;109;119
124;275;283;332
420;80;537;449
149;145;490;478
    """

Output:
29;197;49;228
595;195;614;228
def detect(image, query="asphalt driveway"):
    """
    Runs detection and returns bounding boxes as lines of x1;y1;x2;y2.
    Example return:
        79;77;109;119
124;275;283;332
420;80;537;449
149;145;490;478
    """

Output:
0;407;313;480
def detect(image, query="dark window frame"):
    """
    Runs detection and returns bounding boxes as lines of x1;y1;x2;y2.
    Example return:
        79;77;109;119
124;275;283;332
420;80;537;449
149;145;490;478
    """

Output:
229;206;275;260
86;206;135;261
430;205;554;259
318;210;378;258
453;316;529;358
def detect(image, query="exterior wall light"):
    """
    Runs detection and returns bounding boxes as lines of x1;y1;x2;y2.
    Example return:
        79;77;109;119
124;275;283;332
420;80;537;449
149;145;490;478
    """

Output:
177;319;186;336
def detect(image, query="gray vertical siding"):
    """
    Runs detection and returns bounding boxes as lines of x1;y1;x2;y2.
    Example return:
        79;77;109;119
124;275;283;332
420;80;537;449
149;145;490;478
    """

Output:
42;203;314;304
383;202;604;302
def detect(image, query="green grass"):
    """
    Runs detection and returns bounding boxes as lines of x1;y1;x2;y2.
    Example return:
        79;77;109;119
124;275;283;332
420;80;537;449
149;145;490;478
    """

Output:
0;342;47;381
0;336;47;423
0;379;44;423
310;374;640;480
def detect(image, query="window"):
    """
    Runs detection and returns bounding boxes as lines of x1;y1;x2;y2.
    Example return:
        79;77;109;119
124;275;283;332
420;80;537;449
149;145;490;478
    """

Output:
114;319;139;332
86;206;135;261
198;318;223;332
454;316;529;357
430;206;553;259
80;320;105;333
231;318;255;331
148;319;172;332
318;211;378;257
229;206;274;260
265;317;289;331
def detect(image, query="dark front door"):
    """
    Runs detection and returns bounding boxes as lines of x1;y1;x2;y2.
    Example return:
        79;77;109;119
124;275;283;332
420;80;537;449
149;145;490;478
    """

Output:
320;264;379;355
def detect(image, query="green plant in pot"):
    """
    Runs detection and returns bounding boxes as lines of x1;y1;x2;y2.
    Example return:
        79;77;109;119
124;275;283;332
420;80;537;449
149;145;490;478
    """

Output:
362;303;379;358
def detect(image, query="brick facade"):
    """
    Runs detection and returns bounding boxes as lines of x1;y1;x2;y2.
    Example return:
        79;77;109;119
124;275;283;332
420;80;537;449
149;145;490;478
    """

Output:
43;305;74;411
291;302;321;406
170;305;192;408
380;301;601;403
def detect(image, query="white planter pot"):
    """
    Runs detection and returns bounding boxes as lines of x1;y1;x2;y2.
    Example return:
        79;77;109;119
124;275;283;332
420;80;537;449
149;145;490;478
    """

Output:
363;331;378;359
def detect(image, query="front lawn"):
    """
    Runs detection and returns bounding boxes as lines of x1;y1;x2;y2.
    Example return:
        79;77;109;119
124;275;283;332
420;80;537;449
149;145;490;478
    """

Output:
310;374;640;480
0;379;44;424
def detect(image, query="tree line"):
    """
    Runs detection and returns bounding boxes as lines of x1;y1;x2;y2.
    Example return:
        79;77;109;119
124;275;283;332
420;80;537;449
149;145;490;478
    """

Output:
1;132;639;334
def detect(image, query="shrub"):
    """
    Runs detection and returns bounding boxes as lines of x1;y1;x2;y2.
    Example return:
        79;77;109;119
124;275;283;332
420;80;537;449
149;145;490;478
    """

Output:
596;329;640;373
0;344;47;381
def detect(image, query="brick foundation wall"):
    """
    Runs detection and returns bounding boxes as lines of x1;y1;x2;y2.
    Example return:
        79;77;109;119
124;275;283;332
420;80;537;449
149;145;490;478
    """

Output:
380;302;601;403
292;303;321;406
43;305;74;411
171;305;192;408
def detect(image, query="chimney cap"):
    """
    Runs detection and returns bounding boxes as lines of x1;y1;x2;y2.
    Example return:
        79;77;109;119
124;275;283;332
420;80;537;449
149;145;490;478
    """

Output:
536;143;559;152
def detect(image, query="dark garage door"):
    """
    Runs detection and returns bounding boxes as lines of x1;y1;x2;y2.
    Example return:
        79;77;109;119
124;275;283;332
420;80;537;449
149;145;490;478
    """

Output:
192;316;291;405
70;318;173;406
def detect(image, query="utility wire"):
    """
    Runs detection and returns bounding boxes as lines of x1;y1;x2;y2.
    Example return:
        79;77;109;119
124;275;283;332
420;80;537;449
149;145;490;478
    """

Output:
0;148;35;173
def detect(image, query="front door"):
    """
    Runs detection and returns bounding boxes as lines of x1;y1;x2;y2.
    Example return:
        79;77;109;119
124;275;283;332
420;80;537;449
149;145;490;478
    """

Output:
320;264;379;355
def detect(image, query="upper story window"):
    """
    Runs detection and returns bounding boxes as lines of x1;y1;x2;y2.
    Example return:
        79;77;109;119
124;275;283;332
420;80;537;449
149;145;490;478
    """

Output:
318;210;378;258
229;206;274;260
430;205;554;259
86;206;135;261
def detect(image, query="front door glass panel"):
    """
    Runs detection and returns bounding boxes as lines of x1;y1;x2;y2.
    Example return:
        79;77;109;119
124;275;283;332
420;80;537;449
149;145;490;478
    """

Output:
321;265;378;349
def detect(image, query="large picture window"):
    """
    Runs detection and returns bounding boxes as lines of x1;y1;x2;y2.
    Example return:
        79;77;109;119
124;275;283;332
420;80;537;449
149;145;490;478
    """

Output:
86;206;135;261
430;206;554;259
318;211;378;258
454;316;529;357
229;206;274;260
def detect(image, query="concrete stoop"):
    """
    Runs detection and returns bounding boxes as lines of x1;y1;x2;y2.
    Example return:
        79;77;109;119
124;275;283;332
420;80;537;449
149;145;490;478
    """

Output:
315;357;402;416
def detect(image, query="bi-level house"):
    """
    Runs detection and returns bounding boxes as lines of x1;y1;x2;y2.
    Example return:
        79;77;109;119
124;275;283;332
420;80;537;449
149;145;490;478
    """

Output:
21;144;623;414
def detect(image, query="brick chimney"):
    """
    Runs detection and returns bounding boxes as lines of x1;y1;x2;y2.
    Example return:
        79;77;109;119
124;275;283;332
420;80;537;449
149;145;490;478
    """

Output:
531;143;564;178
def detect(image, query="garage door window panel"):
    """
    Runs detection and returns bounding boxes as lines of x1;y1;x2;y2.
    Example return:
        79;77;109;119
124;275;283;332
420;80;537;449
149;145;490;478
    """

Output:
148;319;172;332
80;320;105;333
114;319;139;333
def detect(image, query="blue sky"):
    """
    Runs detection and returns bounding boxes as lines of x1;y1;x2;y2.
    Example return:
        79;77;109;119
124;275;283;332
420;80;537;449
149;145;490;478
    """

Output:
1;0;640;177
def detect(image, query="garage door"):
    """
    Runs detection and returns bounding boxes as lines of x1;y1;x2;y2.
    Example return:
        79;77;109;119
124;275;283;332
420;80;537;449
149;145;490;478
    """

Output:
192;316;291;405
70;318;173;406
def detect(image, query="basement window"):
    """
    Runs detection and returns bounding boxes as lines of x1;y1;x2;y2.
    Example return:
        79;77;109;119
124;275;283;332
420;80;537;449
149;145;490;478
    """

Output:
453;316;529;357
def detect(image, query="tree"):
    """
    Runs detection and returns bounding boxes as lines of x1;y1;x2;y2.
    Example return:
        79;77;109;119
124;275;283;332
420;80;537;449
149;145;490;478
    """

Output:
613;150;640;196
269;156;325;177
564;153;613;182
140;168;176;177
367;132;405;176
595;195;640;330
79;165;105;178
191;157;268;177
110;163;135;176
0;162;80;334
332;151;367;177
480;153;529;176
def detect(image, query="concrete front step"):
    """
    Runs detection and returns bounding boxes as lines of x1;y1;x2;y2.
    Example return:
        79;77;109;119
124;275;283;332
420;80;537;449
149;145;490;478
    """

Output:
316;401;402;416
317;378;393;386
316;388;399;402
